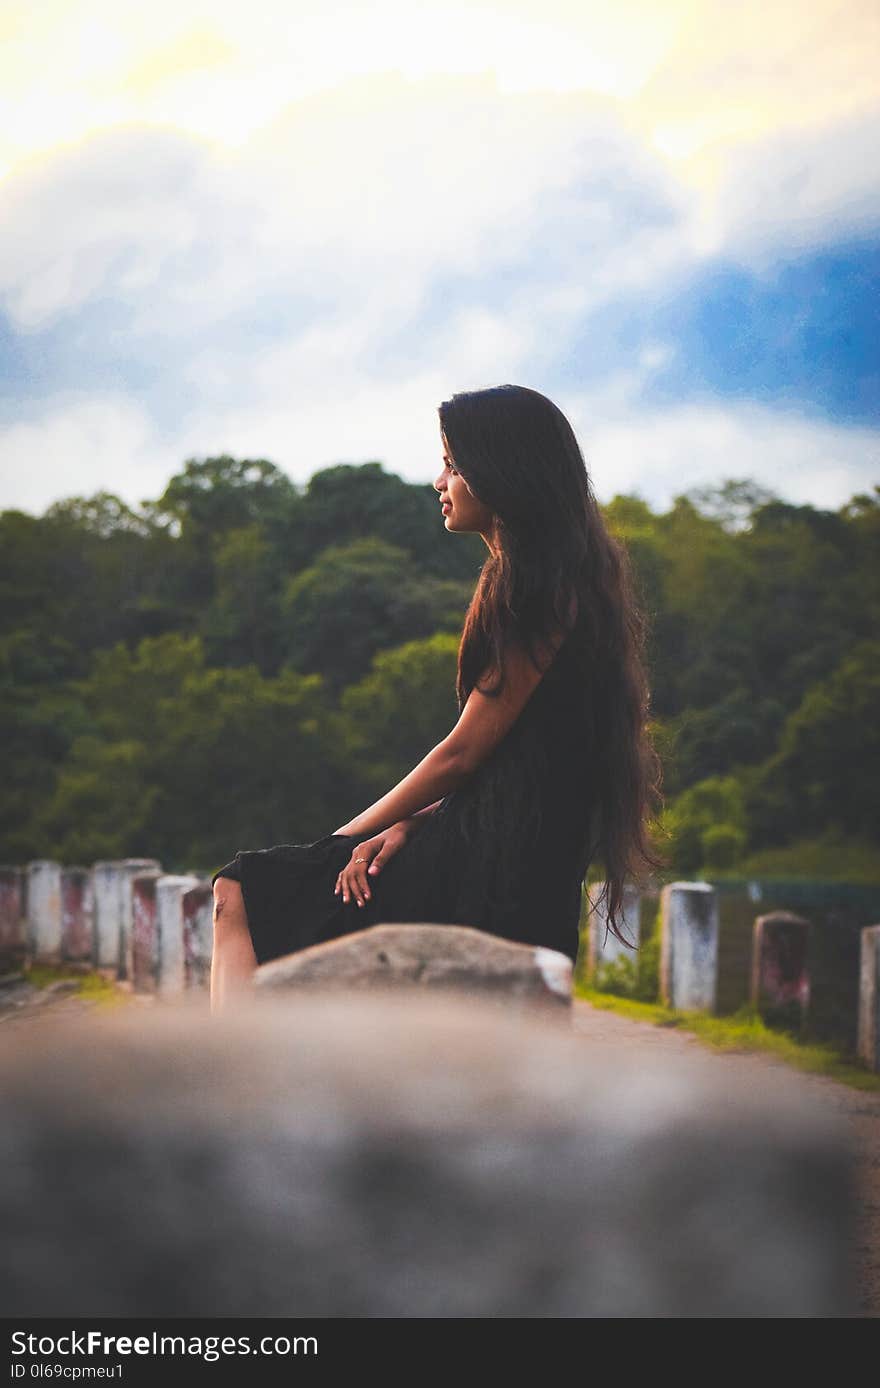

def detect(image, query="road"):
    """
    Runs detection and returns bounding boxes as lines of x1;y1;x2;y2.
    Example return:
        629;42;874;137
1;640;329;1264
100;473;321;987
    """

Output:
572;998;880;1317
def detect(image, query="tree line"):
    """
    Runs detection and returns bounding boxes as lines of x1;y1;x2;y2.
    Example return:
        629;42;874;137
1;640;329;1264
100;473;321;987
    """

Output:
2;456;877;881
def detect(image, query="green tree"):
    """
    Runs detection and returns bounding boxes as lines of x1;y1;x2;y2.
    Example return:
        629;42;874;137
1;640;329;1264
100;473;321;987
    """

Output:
0;630;90;860
662;774;749;876
34;738;157;865
293;462;483;580
34;632;351;870
281;537;469;694
149;663;346;869
681;477;779;533
746;639;880;844
661;687;785;795
148;455;299;544
200;523;282;672
338;634;460;798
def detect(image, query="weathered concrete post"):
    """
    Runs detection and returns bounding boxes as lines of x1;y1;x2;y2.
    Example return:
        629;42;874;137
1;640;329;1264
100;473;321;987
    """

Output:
27;861;63;962
92;859;161;975
587;881;640;977
60;867;94;964
155;876;202;998
117;859;162;981
92;862;123;970
858;924;880;1073
130;872;163;993
0;867;26;964
750;910;810;1032
182;883;213;991
659;881;719;1012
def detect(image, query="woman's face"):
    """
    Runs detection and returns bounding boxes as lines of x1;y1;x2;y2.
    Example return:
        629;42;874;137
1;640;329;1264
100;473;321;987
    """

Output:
433;430;495;538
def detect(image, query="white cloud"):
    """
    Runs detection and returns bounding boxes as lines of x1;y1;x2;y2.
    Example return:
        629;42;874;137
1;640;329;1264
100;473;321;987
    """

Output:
693;109;880;264
0;127;210;329
2;382;875;519
577;396;880;511
0;23;875;522
0;76;688;336
0;394;180;514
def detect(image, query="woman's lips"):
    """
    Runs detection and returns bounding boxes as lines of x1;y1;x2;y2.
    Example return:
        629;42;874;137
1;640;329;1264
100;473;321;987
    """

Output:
441;503;451;513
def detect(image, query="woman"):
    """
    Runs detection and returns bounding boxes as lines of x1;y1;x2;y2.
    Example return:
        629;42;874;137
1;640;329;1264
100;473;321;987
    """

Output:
210;384;664;1012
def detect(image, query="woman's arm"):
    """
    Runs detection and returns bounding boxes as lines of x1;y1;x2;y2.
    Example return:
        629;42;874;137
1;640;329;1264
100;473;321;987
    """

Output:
333;744;467;839
334;627;565;841
394;799;445;834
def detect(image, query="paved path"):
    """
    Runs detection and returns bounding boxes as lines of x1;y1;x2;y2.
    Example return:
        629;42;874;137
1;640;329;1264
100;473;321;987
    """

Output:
573;999;880;1317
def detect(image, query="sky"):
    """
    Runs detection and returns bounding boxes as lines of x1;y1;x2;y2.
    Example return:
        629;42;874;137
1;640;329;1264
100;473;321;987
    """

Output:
0;0;878;517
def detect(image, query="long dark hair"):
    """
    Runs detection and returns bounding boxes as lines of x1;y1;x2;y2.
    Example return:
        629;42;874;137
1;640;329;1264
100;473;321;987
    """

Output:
437;383;665;944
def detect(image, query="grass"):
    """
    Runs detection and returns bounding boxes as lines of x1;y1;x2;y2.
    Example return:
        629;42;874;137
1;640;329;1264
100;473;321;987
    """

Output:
575;983;880;1092
19;960;130;1009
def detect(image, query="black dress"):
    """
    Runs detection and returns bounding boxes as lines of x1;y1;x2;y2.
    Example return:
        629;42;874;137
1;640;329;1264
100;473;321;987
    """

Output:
211;632;598;967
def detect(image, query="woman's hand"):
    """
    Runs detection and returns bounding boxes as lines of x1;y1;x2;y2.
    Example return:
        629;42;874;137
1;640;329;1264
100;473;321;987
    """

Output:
334;823;411;908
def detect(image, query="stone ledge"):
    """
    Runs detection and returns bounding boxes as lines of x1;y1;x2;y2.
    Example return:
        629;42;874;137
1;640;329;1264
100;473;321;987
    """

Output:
0;991;855;1317
253;922;573;1015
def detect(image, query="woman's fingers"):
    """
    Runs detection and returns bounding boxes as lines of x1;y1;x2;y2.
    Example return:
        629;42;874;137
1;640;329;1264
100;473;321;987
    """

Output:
350;862;369;906
334;850;374;907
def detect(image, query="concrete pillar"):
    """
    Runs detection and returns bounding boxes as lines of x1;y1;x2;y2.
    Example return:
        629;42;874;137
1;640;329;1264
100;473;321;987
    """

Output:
92;862;123;970
182;882;213;991
93;859;161;975
27;861;63;962
130;872;163;993
660;881;719;1012
587;881;640;975
61;867;94;963
117;859;162;981
750;910;810;1031
155;876;202;998
858;924;880;1073
0;867;26;963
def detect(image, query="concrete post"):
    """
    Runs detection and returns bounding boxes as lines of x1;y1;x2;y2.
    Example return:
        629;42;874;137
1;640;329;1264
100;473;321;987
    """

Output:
92;859;161;974
27;861;63;962
750;910;810;1031
858;924;880;1073
61;867;94;963
92;862;122;970
659;881;719;1012
155;876;202;998
586;881;640;976
182;882;213;991
130;872;163;993
0;867;26;964
117;859;162;981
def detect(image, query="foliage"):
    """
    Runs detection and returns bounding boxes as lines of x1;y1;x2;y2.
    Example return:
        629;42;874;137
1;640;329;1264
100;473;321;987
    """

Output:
592;952;638;997
660;774;749;877
1;459;877;876
337;634;461;795
746;639;880;843
733;830;880;884
281;537;470;694
633;927;661;1003
574;989;880;1092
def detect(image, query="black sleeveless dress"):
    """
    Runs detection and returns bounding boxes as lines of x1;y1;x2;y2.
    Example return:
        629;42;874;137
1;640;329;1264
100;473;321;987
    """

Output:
211;633;598;967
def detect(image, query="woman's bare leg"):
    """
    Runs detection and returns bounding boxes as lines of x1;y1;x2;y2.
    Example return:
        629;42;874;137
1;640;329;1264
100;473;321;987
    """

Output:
210;878;258;1015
